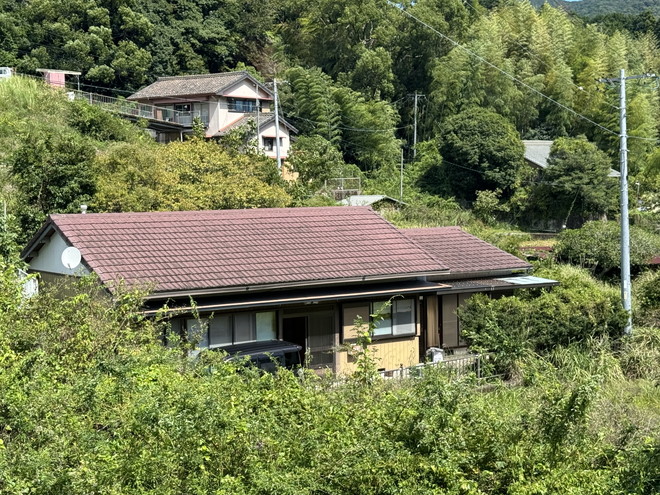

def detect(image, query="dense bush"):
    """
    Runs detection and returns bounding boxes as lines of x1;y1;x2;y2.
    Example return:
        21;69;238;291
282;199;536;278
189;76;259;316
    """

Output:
554;221;660;276
459;264;628;375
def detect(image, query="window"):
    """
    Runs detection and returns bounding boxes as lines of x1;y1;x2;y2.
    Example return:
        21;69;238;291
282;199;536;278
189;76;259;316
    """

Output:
186;311;277;349
441;294;470;348
370;299;416;337
262;137;283;151
192;102;209;125
227;98;257;113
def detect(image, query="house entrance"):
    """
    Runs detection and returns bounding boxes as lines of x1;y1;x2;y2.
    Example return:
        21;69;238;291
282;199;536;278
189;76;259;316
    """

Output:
282;307;335;370
282;316;307;365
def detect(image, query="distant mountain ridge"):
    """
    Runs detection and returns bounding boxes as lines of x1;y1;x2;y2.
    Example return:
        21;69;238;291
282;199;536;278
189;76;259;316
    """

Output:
529;0;660;17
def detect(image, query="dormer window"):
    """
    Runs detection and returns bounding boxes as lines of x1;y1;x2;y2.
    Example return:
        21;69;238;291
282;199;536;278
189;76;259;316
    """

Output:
227;98;259;113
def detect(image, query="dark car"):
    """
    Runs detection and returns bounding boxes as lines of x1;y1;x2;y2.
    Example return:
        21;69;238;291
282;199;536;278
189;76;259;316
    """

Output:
216;340;303;372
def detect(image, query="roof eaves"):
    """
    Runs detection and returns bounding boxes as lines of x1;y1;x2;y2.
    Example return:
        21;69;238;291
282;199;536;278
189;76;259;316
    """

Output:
20;217;95;277
144;269;450;301
20;217;57;261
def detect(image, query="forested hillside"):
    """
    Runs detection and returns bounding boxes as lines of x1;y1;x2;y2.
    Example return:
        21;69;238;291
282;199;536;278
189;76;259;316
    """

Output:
3;1;660;220
533;0;660;17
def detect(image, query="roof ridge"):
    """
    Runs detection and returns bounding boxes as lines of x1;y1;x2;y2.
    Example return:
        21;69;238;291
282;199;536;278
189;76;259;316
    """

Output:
156;71;247;81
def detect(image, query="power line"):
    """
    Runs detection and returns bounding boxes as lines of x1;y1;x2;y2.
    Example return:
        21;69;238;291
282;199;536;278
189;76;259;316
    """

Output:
387;1;622;138
460;0;621;113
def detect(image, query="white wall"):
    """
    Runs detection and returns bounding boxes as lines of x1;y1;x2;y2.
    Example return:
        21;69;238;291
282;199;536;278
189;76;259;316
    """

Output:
222;80;271;100
207;96;222;136
259;120;292;159
28;232;90;276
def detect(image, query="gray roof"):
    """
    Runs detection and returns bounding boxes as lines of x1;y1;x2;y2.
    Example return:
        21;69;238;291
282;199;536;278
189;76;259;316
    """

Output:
128;71;272;101
523;140;621;178
340;195;406;207
213;114;298;136
523;140;554;169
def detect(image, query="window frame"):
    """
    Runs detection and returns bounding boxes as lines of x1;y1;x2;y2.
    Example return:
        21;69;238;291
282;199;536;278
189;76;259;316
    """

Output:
227;97;257;113
368;298;417;340
185;310;278;349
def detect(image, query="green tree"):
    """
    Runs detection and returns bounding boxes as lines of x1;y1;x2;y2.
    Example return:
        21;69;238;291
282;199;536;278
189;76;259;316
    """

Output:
93;139;290;212
528;137;617;228
286;135;353;192
10;131;96;240
344;47;395;100
436;107;525;201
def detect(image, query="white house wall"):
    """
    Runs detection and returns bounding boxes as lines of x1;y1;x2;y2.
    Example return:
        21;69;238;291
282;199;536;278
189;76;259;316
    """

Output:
222;80;271;100
259;120;292;159
28;232;90;276
207;96;222;136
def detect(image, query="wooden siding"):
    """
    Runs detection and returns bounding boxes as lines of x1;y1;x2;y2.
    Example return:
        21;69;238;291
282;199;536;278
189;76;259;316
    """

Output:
336;337;420;375
425;295;440;349
441;294;459;348
338;299;421;374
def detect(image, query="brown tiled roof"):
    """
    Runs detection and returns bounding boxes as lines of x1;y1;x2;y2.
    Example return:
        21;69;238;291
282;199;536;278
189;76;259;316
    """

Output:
39;208;448;294
127;71;271;100
401;227;530;274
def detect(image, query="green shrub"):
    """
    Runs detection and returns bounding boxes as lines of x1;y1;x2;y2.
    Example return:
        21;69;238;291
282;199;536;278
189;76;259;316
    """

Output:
555;221;660;276
460;264;627;375
0;267;657;494
67;100;144;143
619;326;660;381
634;270;660;326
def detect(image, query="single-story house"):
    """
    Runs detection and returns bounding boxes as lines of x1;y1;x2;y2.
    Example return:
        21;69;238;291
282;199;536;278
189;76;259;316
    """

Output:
128;71;297;158
21;207;557;374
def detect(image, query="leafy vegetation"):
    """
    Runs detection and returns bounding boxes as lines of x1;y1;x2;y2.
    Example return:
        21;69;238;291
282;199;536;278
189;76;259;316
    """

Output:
93;138;290;213
554;220;660;276
0;2;658;493
535;0;660;17
459;263;628;375
0;270;658;494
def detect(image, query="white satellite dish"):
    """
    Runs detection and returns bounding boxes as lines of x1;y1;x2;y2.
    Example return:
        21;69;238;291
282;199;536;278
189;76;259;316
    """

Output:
61;246;81;270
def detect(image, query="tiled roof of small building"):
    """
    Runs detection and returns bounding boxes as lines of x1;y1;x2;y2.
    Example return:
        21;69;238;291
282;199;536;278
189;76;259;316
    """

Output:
38;207;449;294
127;71;268;100
401;226;531;274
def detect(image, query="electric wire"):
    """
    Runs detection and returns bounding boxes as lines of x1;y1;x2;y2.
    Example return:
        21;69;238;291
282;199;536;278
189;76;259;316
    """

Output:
460;0;621;112
390;1;660;144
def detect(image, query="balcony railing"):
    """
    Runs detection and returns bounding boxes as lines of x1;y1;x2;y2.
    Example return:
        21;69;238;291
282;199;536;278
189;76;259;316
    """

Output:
69;90;208;127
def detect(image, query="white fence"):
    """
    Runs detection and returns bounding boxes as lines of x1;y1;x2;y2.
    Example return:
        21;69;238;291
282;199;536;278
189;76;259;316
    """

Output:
379;353;487;380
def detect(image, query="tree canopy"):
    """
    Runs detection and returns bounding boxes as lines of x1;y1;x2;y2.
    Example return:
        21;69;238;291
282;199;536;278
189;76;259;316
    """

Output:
527;136;618;228
436;107;525;201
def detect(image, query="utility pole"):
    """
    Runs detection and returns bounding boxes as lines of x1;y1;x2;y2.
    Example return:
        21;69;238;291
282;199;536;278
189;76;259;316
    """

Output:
619;69;632;336
273;78;282;171
598;70;657;335
413;92;418;160
412;92;424;160
400;149;404;200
